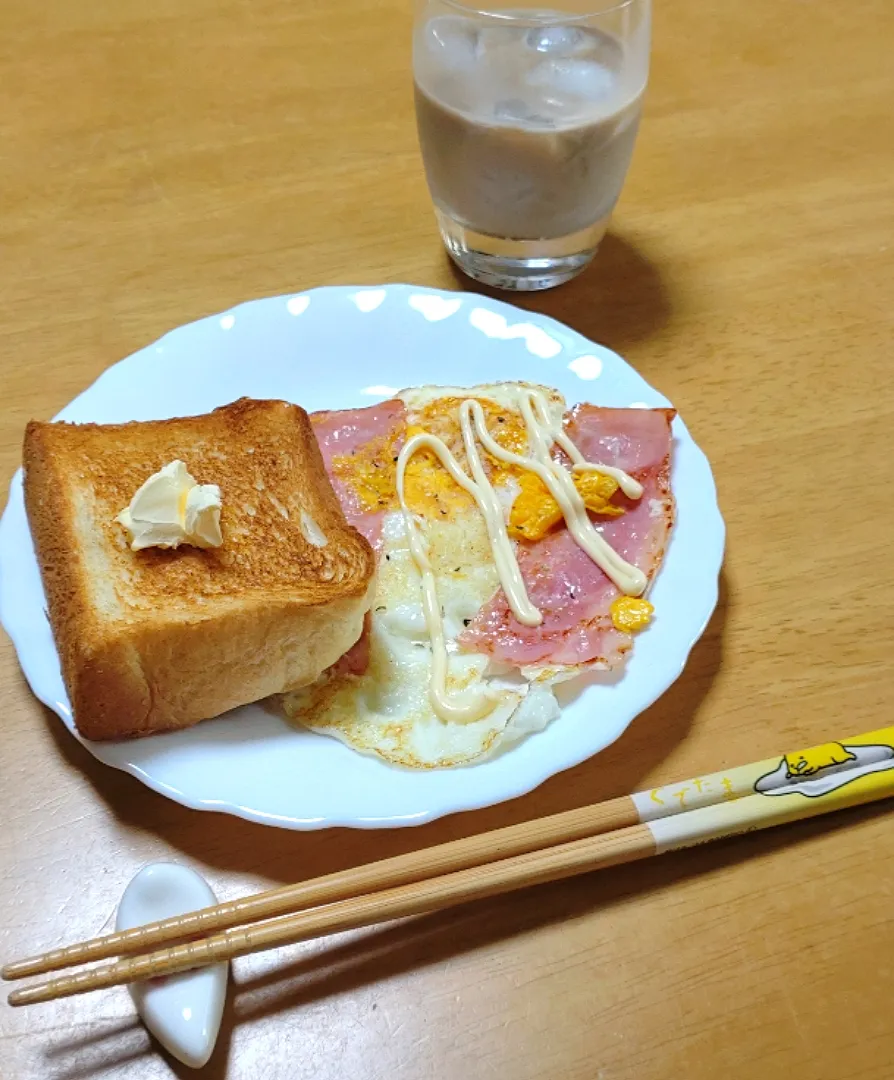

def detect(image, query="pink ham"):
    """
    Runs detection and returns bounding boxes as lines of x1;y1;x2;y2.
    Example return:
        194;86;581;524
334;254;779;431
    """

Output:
311;398;406;550
458;406;675;669
326;612;372;678
312;400;405;679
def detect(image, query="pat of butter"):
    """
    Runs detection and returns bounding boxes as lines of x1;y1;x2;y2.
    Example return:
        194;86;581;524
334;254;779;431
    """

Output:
117;460;223;551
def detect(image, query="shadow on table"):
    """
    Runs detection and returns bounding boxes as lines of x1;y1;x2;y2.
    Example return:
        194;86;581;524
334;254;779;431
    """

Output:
41;1014;234;1080
445;229;674;355
41;1023;233;1080
33;550;726;1077
39;796;893;1080
12;216;755;1080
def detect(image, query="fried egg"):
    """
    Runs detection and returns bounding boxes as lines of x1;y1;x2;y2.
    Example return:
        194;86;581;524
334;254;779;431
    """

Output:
283;383;566;769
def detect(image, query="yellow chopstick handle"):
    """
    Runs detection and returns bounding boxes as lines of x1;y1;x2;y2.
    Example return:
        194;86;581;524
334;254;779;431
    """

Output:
645;745;894;853
631;726;894;823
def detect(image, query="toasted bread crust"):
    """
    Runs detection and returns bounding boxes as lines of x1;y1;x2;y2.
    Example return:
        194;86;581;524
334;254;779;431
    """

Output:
23;398;375;740
24;419;108;733
61;592;373;740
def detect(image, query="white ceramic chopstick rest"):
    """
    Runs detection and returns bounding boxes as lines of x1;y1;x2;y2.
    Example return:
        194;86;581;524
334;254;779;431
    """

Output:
116;862;228;1069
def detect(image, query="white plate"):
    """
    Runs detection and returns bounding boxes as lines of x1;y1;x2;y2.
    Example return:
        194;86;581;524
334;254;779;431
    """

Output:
0;285;724;829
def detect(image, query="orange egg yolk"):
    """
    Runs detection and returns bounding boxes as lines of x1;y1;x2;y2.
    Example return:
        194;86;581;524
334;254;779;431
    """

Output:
609;595;653;633
330;398;531;520
508;470;624;541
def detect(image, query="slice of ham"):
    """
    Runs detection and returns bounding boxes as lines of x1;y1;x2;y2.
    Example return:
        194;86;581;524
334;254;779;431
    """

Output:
311;399;405;550
312;401;405;678
458;406;675;669
325;612;372;678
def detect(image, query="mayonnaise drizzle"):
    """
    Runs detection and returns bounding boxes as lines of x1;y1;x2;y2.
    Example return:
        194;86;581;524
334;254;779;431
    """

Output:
395;386;646;724
396;434;499;723
398;431;540;627
470;393;647;597
527;392;644;500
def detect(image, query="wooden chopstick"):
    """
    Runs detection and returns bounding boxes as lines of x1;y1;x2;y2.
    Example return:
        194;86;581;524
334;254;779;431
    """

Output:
9;824;652;1006
8;725;894;1008
4;726;810;983
3;799;639;981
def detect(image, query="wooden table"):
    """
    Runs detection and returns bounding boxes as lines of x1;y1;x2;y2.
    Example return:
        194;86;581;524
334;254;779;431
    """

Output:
2;1;893;1076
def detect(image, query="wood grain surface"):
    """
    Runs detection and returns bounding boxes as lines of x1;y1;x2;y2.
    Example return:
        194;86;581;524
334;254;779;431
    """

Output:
1;1;892;1077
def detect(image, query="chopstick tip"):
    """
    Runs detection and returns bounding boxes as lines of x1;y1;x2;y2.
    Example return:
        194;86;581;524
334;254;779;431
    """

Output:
2;958;41;981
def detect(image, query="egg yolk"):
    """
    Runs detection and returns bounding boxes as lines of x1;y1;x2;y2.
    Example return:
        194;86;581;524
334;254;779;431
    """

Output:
609;595;653;633
414;396;529;461
508;470;624;541
333;398;536;521
331;398;627;538
402;425;476;518
330;432;398;511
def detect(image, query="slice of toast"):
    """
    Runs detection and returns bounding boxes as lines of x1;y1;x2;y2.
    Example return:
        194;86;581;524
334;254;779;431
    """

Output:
23;397;375;741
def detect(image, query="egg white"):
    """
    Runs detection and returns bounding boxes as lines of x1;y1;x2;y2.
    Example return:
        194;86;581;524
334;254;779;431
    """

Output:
283;383;569;769
283;506;559;768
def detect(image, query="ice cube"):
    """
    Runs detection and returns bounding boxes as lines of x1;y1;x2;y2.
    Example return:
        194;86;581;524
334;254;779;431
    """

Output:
493;98;556;128
476;23;526;51
525;25;585;54
526;58;616;103
425;16;481;73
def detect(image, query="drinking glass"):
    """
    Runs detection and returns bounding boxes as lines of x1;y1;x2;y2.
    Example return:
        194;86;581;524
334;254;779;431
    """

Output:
413;0;650;290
